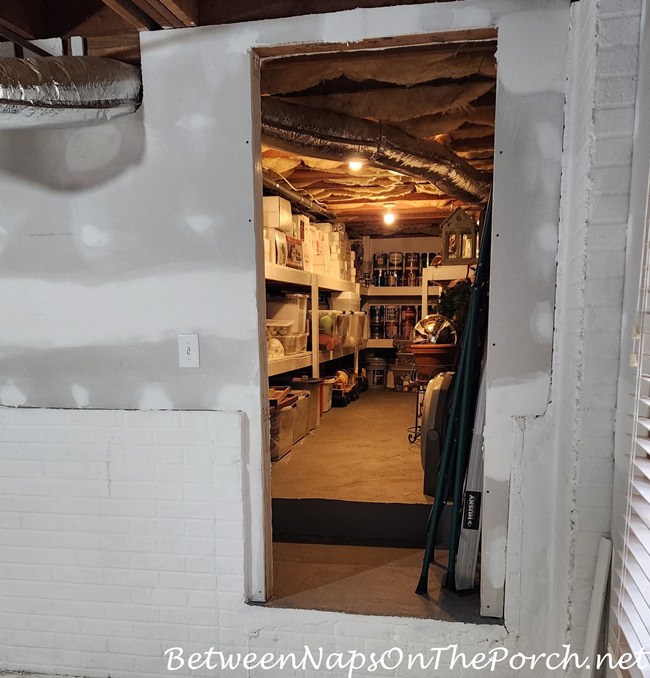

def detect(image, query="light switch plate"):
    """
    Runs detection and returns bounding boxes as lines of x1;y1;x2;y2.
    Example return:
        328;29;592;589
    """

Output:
178;334;200;368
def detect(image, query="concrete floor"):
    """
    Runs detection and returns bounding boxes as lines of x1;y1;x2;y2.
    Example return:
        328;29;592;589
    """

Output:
272;388;431;504
268;388;486;621
269;542;484;622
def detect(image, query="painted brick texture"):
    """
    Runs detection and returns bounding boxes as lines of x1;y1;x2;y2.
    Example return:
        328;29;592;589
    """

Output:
566;0;642;654
0;408;244;678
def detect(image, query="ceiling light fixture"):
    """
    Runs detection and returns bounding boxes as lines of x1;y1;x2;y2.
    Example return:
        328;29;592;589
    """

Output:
383;203;396;226
348;159;364;172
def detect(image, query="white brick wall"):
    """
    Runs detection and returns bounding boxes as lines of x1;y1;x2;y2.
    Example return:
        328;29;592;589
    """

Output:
0;408;245;678
562;0;642;656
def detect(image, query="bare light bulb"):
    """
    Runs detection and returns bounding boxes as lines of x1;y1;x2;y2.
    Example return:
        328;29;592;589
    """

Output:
383;210;396;225
348;160;364;172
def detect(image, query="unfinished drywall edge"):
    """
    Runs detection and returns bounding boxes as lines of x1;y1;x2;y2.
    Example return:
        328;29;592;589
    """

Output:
481;4;569;619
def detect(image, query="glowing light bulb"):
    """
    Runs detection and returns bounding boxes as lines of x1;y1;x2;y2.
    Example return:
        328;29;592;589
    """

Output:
383;210;396;225
348;160;364;172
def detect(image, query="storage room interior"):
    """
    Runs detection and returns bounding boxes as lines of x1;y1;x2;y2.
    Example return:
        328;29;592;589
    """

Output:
258;33;495;620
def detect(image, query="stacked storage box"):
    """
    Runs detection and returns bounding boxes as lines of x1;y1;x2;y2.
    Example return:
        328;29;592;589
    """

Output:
263;196;358;281
263;196;293;265
266;293;309;358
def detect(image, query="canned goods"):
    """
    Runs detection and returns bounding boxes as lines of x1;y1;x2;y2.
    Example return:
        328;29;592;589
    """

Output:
404;252;420;269
404;269;418;287
385;305;400;321
401;305;417;340
374;269;388;287
373;252;388;269
370;323;385;339
388;251;404;267
385;320;400;338
369;305;385;323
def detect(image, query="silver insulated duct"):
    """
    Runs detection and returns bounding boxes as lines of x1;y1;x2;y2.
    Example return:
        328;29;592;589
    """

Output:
261;97;491;204
0;56;142;129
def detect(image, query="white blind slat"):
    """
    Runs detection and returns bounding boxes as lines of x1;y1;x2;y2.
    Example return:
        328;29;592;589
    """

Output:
635;457;650;481
621;583;650;654
628;535;650;574
631;478;650;506
621;559;650;622
634;436;650;455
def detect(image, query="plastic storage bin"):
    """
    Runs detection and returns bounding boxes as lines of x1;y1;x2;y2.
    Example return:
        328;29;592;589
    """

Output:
267;294;309;334
270;403;296;461
277;332;308;356
339;311;367;347
292;392;310;443
315;310;342;350
321;377;336;413
291;377;321;430
330;291;360;312
266;319;294;337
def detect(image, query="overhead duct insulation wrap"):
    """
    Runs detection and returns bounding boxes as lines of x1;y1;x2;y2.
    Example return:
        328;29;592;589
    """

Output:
0;57;142;129
261;98;491;204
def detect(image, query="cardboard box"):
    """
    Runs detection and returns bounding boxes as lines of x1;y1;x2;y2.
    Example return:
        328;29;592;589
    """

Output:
263;196;293;233
292;214;310;241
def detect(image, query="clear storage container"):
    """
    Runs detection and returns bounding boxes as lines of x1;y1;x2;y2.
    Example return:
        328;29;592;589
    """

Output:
266;319;294;337
338;311;367;347
277;332;309;356
267;294;309;334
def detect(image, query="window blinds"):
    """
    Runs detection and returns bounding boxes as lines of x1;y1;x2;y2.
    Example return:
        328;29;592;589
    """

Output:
609;205;650;678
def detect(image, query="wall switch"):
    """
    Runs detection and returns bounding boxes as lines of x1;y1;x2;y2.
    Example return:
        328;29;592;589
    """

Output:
178;334;200;368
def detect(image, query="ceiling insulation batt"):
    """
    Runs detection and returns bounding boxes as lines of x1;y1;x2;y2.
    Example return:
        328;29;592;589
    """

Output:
0;56;142;129
261;97;491;204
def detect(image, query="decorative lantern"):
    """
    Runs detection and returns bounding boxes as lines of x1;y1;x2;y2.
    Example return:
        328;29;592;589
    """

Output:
440;207;477;264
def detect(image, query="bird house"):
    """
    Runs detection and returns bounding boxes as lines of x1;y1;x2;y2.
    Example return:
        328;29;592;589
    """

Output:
440;207;477;264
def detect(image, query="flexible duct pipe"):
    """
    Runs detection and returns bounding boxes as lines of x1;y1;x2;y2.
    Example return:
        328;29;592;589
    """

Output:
263;173;337;221
261;97;491;204
0;56;142;129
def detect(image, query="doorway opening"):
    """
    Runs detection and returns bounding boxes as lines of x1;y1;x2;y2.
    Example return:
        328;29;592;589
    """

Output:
257;30;496;621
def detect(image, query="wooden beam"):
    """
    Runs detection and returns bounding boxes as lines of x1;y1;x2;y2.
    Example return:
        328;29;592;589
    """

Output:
157;0;198;26
253;26;497;59
85;34;141;62
130;0;184;28
101;0;158;31
0;21;52;56
48;0;134;40
450;135;494;152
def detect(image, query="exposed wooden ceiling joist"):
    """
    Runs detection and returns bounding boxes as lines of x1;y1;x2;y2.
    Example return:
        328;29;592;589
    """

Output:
129;0;183;29
0;22;52;56
157;0;198;27
100;0;158;31
85;33;141;62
